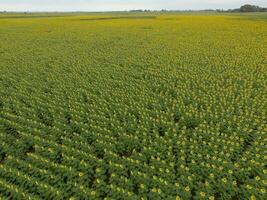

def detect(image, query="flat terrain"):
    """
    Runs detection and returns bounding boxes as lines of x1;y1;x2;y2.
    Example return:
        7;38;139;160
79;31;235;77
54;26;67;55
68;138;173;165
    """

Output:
0;12;266;200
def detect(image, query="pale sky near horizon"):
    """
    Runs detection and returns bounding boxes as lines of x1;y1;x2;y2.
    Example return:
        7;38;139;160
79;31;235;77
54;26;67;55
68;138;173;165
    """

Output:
0;0;267;12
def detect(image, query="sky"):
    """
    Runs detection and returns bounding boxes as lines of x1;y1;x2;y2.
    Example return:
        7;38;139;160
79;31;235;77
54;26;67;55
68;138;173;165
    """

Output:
0;0;267;12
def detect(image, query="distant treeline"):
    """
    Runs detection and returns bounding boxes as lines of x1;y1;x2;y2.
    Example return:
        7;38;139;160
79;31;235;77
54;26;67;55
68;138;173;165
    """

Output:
129;4;267;13
1;4;266;14
226;4;267;12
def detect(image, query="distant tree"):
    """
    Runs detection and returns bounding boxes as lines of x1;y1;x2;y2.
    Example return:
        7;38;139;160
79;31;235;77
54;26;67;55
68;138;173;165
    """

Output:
216;9;223;12
240;4;261;12
129;9;143;12
226;4;267;12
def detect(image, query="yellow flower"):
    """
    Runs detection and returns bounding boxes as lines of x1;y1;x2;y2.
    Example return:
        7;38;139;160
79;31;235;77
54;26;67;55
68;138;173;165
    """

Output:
96;168;102;173
69;197;75;200
260;189;266;194
255;176;260;181
250;195;256;200
246;185;252;190
140;184;145;189
234;163;239;168
209;173;214;178
222;178;227;183
152;188;157;193
175;182;180;188
78;172;84;177
185;186;190;192
200;192;206;197
209;196;215;200
90;191;96;196
232;181;237;186
176;196;181;200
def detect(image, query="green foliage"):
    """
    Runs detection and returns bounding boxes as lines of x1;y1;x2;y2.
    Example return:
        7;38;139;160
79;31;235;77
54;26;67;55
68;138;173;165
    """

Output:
240;4;267;12
0;13;266;199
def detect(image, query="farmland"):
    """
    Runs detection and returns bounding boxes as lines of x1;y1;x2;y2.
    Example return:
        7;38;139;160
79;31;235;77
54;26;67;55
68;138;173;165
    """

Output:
0;13;266;199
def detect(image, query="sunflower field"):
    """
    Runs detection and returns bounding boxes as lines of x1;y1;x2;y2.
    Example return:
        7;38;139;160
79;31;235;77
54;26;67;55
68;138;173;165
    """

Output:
0;13;266;200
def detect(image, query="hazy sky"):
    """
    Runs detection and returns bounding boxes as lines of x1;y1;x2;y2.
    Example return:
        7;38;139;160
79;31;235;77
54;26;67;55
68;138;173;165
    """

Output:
0;0;267;12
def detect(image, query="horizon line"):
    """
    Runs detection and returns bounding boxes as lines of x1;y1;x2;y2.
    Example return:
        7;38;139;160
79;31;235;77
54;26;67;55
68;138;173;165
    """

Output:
1;7;264;13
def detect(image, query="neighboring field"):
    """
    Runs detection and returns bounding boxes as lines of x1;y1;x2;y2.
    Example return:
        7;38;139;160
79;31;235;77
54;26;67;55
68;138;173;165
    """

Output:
0;13;266;200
